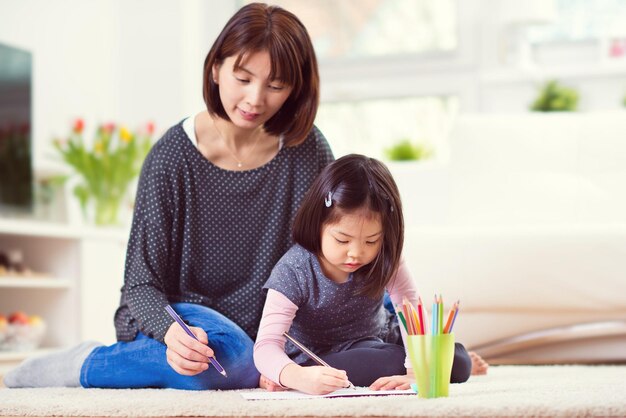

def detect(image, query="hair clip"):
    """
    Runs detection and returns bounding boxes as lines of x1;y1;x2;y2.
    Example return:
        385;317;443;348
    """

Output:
324;191;332;207
383;194;393;212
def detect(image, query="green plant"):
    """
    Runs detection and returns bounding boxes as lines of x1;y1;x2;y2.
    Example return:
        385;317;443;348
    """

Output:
53;119;154;225
385;139;433;161
530;80;579;112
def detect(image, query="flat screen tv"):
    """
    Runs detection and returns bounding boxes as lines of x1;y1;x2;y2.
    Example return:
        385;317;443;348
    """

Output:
0;42;33;212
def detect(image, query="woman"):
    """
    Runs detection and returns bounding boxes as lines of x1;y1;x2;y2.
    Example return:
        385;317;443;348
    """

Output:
5;2;333;390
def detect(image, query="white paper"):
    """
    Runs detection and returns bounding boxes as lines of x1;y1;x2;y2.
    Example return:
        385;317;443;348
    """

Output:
240;387;415;400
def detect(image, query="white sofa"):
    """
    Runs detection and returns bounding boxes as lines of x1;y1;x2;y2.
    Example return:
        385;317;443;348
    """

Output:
391;112;626;364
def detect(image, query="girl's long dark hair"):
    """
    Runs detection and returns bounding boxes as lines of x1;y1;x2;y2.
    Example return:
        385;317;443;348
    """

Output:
293;154;404;298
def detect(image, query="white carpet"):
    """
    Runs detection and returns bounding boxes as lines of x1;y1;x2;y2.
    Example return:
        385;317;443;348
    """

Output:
1;366;624;417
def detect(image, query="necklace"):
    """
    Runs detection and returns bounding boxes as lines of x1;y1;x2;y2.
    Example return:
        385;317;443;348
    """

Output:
213;122;263;168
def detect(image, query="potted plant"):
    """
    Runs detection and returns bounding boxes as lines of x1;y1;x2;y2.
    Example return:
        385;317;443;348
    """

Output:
53;119;154;226
530;80;579;112
385;139;433;162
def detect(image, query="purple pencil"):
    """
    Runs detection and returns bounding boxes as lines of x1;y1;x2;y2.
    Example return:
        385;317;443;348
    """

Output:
448;301;460;333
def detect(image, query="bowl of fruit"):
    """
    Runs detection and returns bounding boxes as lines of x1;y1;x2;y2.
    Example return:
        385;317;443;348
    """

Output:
0;311;46;351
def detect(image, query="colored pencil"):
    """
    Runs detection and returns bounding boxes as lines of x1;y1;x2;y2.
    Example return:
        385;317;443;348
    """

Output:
417;296;426;335
438;295;444;335
448;300;460;333
396;307;409;334
410;304;421;336
443;301;457;334
402;298;417;335
431;295;438;335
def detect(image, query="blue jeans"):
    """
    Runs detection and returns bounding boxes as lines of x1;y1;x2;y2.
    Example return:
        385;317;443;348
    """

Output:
80;303;260;389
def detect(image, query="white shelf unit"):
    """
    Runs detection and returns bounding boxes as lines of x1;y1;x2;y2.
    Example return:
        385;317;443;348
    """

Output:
0;277;72;288
0;218;129;373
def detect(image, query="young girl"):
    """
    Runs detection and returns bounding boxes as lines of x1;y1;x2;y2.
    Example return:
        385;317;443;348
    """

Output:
254;154;475;395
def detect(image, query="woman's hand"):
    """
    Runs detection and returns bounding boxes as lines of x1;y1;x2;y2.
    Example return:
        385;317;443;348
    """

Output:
280;363;350;395
163;321;213;376
369;369;414;391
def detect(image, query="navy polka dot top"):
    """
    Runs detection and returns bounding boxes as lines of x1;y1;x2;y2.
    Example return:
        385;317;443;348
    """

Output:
114;119;334;343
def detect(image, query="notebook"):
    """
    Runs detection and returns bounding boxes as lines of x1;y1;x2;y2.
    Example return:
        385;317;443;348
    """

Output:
240;387;415;400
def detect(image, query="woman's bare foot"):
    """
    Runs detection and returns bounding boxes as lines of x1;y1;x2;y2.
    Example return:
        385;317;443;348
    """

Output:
259;374;285;391
469;351;489;375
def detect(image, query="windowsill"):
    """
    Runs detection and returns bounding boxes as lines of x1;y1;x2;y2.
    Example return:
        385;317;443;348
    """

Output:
480;61;626;85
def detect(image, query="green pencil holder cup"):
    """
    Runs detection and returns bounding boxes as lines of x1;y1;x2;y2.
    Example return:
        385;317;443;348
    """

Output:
407;334;455;398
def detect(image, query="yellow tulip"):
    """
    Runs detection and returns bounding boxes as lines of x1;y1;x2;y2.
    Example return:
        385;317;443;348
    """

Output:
120;126;132;143
94;140;104;154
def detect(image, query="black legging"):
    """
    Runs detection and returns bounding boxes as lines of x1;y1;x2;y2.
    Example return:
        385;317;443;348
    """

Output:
304;339;472;387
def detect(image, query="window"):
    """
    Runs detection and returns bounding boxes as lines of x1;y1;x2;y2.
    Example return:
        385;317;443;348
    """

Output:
243;0;457;59
241;0;464;158
527;0;626;43
315;96;459;160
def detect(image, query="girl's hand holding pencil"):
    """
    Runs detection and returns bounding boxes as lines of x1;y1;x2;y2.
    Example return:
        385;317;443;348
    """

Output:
279;332;354;395
280;363;352;395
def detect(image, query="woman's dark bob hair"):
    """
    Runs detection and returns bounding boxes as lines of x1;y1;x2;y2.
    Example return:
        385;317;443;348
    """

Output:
203;2;319;146
293;154;404;298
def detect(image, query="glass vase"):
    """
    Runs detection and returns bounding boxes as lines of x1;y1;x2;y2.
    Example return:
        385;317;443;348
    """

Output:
93;195;122;226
